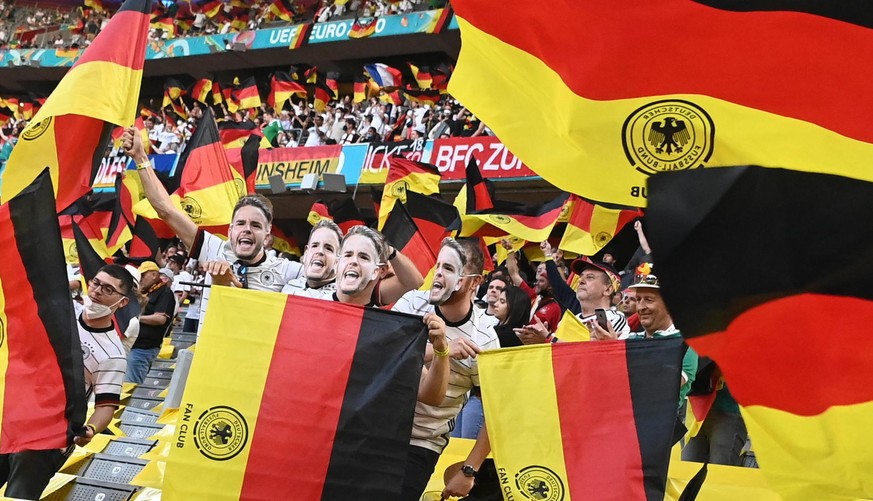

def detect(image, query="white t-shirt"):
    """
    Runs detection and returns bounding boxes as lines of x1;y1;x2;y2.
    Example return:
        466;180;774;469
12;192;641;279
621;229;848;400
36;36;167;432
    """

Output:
77;313;127;407
392;290;500;453
577;308;631;339
192;230;303;332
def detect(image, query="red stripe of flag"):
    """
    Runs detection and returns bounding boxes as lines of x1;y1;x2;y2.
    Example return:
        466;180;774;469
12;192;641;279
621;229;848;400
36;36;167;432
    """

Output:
552;342;646;499
239;297;365;499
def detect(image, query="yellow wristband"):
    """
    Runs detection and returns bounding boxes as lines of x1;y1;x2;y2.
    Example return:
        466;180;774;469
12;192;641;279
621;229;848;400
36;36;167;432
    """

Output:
433;345;450;358
136;160;151;171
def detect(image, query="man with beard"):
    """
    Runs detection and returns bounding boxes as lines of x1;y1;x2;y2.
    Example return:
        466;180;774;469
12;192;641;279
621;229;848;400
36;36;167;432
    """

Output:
0;265;134;500
391;238;500;500
124;128;304;330
282;220;423;304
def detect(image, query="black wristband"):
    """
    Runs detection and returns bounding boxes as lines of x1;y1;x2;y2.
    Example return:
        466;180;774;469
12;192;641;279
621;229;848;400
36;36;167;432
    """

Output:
388;247;397;260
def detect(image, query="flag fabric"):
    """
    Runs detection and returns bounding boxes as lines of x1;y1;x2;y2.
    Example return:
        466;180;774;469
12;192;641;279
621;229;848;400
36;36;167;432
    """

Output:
403;191;460;250
211;81;223;105
190;79;213;104
364;63;402;88
288;22;311;49
324;198;366;234
307;201;331;227
84;0;106;12
647;166;873;501
313;82;333;113
377;156;441;230
230;13;248;31
164;78;185;101
408;63;432;89
431;63;452;92
450;2;873;208
129;215;160;260
465;156;493;212
559;195;642;257
269;226;300;257
200;0;222;17
59;215;80;263
0;0;150;211
0;170;86;452
233;77;262;110
349;17;377;39
554;310;590;342
304;66;318;84
353;76;367;103
105;174;133;251
480;338;684;501
150;15;175;35
163;287;428;500
325;73;339;99
382;202;437;278
462;193;569;242
134;108;244;227
268;71;306;111
403;88;440;107
268;0;293;21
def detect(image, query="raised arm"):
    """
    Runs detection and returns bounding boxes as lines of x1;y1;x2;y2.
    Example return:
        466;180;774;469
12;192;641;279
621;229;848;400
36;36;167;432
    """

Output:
378;246;425;305
122;127;197;249
541;242;580;315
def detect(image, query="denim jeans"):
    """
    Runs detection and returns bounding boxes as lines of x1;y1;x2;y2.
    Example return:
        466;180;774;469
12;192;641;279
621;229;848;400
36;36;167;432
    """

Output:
125;346;161;384
451;395;485;439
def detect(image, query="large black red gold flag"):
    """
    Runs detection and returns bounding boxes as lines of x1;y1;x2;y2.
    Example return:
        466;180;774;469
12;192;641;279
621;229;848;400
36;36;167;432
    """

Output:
0;0;151;211
647;166;873;500
461;193;569;243
163;287;427;500
0;170;86;452
267;71;306;111
559;195;642;257
377;156;441;230
450;1;873;207
480;338;684;501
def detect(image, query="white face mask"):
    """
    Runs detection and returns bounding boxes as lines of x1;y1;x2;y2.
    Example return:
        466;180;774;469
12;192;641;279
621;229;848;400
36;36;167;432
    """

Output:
83;295;122;320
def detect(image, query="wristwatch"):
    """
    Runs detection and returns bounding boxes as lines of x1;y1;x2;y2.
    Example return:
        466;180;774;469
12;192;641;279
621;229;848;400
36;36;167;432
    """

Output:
461;464;478;478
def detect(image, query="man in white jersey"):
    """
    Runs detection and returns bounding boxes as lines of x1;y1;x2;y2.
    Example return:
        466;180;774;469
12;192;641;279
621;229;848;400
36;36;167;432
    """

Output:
123;129;304;331
0;265;133;500
392;238;500;500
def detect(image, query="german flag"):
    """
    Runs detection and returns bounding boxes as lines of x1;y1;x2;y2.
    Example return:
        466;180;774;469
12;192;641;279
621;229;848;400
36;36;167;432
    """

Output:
200;0;222;18
268;71;306;111
0;0;150;212
105;171;138;252
163;287;428;499
647;165;873;500
377;156;441;230
211;80;223;105
288;22;311;49
349;17;377;39
465;156;493;212
139;108;244;227
270;225;300;257
559;195;642;257
480;338;684;501
0;106;13;127
353;75;367;104
84;0;106;13
218;120;269;150
150;14;175;35
379;90;402;106
303;66;318;84
403;88;440;107
268;0;293;21
164;78;185;101
408;63;432;89
326;72;339;98
230;12;248;31
168;98;188;121
190;78;213;104
176;13;195;33
431;62;451;92
129;214;160;259
306;200;331;227
233;77;261;110
463;193;569;243
382;191;459;277
313;81;333;113
451;1;873;208
0;170;87;452
330;198;366;233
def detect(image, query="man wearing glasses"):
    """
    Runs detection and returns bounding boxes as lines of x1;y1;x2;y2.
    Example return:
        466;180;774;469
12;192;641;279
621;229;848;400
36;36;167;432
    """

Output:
0;265;135;500
125;261;176;384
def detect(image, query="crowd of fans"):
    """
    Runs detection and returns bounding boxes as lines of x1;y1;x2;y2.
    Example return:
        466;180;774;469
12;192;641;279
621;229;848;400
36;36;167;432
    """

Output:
0;0;445;50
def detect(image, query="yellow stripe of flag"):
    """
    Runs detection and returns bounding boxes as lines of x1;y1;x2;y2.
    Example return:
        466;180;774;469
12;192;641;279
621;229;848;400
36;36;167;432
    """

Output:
35;62;142;127
0;276;8;443
559;205;622;257
479;345;572;500
163;287;286;499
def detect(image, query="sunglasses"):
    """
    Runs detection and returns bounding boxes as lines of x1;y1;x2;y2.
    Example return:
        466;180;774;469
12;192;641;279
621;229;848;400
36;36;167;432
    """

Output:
633;274;660;287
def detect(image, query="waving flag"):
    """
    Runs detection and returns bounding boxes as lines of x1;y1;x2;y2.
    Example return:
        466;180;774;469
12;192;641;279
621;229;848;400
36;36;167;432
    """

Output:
163;287;427;500
0;170;86;452
559;195;642;257
364;63;403;88
450;1;873;207
0;0;151;211
377;156;440;230
647;166;873;501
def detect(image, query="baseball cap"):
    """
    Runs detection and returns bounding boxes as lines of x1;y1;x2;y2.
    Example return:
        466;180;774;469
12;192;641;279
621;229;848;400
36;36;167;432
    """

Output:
628;262;660;289
138;261;159;274
571;258;620;289
159;267;175;281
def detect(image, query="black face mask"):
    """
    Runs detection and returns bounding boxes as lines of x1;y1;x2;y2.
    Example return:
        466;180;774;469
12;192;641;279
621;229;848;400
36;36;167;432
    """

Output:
342;125;348;132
